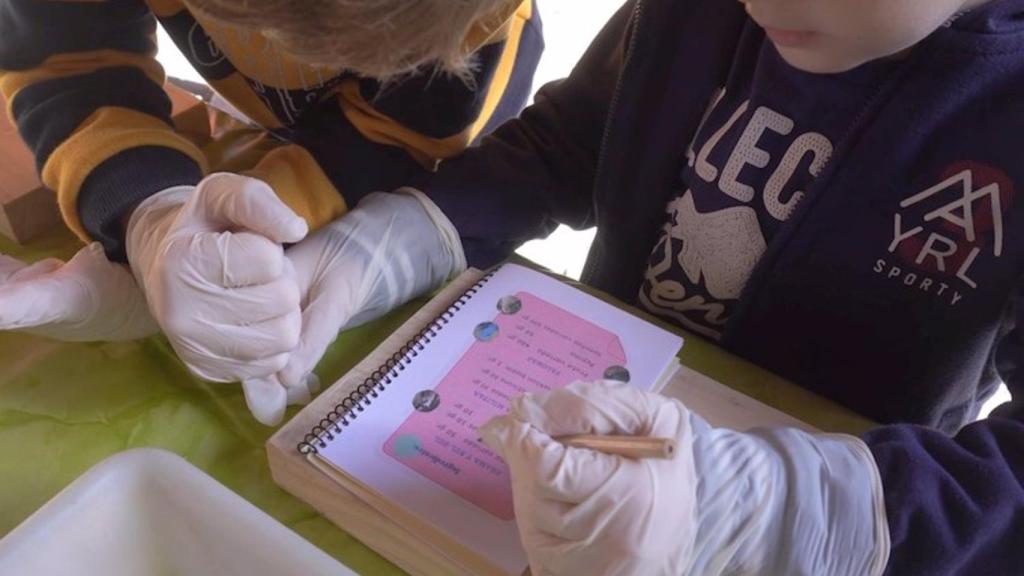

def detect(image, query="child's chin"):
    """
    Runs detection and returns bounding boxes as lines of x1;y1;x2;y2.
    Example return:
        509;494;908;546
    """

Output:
774;47;866;75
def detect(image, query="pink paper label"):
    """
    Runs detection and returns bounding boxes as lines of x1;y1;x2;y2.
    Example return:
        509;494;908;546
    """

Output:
383;291;628;520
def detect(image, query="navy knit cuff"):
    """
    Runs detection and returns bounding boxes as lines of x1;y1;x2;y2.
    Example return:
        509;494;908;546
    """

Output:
78;146;203;262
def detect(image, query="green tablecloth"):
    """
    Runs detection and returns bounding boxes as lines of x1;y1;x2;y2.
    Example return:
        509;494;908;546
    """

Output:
0;228;871;574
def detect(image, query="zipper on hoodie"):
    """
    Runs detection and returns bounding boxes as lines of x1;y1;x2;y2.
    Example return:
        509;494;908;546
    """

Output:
593;0;645;195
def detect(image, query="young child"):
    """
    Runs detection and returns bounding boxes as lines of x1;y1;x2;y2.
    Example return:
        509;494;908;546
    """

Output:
0;0;541;384
4;0;1023;570
206;0;1019;571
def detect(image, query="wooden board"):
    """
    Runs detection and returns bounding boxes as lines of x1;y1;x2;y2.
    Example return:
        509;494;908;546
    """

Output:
664;364;816;432
268;269;816;576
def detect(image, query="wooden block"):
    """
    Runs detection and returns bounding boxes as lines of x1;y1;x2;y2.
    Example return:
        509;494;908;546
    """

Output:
0;83;212;245
165;82;212;145
0;98;61;244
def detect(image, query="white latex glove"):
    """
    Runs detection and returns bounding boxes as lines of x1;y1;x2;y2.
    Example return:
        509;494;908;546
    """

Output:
0;241;313;425
480;381;890;576
276;188;465;390
0;242;158;341
241;373;318;427
127;172;308;383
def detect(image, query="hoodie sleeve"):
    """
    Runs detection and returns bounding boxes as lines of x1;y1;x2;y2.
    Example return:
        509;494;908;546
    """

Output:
864;298;1024;575
422;0;636;267
0;0;206;260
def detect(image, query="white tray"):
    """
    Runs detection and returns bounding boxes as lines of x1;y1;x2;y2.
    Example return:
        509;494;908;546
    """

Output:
0;448;355;576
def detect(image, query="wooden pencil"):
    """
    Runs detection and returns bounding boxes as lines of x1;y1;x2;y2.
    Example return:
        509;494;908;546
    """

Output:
557;434;677;459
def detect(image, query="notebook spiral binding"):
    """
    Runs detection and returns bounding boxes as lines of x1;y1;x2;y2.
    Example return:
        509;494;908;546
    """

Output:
297;268;501;455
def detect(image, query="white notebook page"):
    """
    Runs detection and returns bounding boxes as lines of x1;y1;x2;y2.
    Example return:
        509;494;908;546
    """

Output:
316;264;683;574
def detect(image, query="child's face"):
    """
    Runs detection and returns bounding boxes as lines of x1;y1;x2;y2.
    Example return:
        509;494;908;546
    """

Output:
741;0;989;73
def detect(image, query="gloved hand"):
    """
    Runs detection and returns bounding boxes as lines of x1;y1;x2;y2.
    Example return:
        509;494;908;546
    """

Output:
240;374;318;427
276;188;465;390
480;380;890;576
127;172;308;383
0;241;313;426
0;242;158;341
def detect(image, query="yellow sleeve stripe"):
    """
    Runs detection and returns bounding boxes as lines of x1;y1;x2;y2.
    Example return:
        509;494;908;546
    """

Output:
42;106;207;240
337;0;530;167
193;104;345;232
0;49;164;113
337;80;458;168
242;144;348;232
464;0;529;52
143;0;187;18
466;0;531;140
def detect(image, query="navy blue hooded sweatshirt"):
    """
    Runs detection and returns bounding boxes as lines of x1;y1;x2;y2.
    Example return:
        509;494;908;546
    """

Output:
426;0;1024;573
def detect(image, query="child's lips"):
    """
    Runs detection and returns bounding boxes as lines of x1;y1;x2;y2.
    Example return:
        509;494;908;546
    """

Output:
762;25;817;48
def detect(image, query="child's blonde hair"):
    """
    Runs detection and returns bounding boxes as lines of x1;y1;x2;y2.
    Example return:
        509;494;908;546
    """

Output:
187;0;516;79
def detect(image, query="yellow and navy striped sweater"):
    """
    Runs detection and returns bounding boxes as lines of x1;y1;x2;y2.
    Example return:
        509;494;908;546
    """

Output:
0;0;542;258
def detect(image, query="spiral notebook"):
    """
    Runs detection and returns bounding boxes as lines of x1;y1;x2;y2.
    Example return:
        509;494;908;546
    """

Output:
268;264;684;576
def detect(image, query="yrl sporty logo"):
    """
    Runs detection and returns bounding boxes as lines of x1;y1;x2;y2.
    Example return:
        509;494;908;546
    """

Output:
875;162;1014;305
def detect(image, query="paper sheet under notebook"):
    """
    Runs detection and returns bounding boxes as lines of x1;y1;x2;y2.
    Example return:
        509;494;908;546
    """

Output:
313;264;683;574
